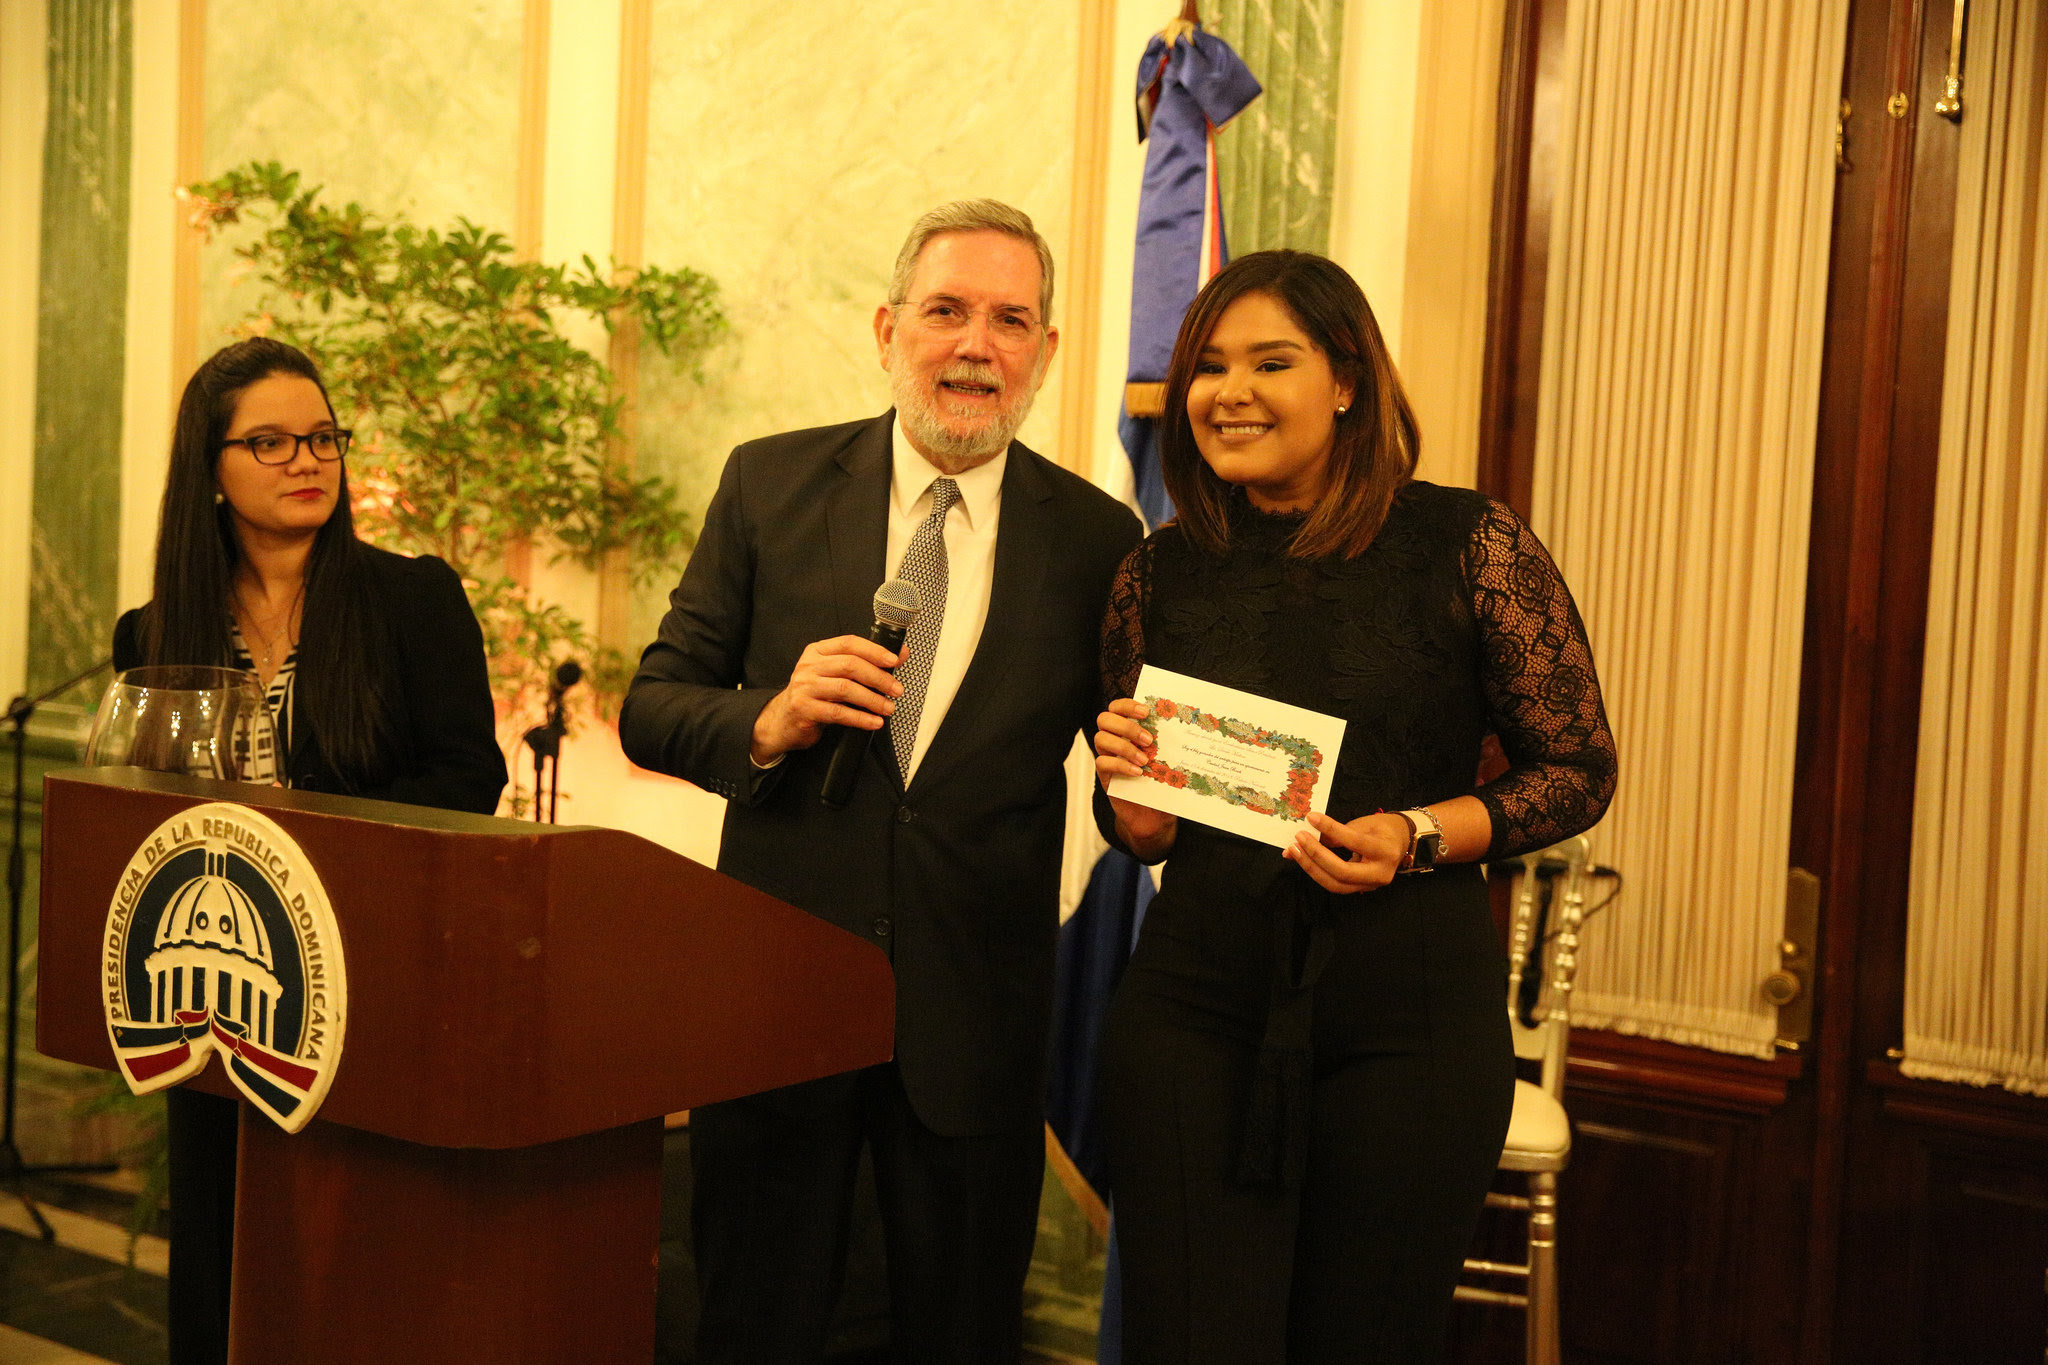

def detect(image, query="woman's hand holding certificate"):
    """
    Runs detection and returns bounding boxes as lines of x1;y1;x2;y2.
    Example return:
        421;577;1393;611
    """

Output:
1094;697;1180;861
1095;671;1418;892
1095;665;1351;854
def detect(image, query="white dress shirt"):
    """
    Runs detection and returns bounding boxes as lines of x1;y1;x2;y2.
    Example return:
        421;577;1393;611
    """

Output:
887;415;1004;783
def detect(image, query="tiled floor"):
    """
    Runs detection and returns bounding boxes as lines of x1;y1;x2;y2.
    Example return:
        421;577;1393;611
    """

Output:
0;1173;165;1365
0;1166;1086;1364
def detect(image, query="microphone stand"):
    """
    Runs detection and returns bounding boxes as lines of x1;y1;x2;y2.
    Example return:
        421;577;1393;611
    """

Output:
522;719;561;824
5;657;117;1241
521;666;578;824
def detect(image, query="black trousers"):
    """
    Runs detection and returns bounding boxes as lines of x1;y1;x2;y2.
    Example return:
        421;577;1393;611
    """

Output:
166;1087;238;1365
689;1062;1044;1365
1100;983;1513;1364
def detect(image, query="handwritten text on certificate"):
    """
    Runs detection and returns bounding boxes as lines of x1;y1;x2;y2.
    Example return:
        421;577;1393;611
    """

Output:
1105;665;1347;849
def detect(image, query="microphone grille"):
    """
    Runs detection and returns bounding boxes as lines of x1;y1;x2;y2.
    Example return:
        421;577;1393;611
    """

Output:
873;579;922;630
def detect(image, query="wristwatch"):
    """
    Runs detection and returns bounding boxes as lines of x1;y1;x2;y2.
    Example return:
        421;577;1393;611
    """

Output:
1396;807;1444;874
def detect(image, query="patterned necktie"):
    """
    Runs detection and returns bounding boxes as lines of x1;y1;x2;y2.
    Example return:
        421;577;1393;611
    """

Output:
891;477;960;781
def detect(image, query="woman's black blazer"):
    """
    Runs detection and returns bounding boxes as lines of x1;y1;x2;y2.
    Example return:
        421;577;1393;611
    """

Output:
112;545;505;816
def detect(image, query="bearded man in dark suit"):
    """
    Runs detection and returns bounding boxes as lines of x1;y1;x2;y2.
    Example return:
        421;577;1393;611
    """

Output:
620;200;1142;1364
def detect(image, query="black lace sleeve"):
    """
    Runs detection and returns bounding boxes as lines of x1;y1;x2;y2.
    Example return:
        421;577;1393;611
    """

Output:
1092;541;1159;857
1100;540;1152;707
1463;500;1618;860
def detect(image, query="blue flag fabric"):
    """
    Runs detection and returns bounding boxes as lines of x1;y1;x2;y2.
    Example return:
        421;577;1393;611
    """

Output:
1118;410;1176;533
1045;848;1157;1192
1127;29;1263;386
1119;27;1260;535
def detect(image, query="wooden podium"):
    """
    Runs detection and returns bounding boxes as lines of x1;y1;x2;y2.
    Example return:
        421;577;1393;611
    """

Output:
34;767;895;1363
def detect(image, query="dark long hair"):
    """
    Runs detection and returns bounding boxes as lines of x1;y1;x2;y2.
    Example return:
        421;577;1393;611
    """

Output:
140;337;397;790
1159;251;1420;559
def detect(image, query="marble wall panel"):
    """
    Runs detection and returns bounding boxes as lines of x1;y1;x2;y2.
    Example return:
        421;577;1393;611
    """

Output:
634;0;1081;643
30;0;131;699
197;0;523;359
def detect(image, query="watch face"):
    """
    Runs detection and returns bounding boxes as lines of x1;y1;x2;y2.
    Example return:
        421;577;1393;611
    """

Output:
1397;810;1441;874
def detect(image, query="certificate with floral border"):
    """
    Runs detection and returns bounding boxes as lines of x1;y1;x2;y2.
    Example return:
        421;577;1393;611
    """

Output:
1105;664;1347;849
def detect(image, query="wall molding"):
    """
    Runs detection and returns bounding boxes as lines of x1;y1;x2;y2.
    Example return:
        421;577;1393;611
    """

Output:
1056;2;1116;478
598;0;653;649
169;0;204;389
526;0;623;648
515;0;550;263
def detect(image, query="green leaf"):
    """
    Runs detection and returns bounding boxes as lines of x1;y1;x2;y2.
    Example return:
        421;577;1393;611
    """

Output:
191;161;726;721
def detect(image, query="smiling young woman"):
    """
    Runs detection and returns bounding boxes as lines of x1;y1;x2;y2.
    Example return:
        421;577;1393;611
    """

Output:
1156;251;1418;561
1183;290;1354;514
111;336;506;1365
1090;251;1617;1363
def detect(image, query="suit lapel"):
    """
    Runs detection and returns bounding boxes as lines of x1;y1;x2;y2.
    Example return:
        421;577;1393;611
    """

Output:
825;413;902;788
910;444;1055;794
824;414;895;641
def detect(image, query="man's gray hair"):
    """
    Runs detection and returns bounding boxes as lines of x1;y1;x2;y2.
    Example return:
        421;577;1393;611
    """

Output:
887;200;1055;325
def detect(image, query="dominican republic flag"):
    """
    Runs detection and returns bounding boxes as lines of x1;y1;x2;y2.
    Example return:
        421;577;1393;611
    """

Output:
110;1010;320;1127
1044;23;1259;1365
1118;23;1261;532
107;1012;216;1087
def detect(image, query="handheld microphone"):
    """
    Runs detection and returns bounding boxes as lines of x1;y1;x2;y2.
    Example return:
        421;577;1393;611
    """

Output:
821;580;922;809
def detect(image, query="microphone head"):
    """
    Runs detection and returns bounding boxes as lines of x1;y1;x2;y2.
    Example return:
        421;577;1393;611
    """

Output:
553;659;583;690
873;580;922;631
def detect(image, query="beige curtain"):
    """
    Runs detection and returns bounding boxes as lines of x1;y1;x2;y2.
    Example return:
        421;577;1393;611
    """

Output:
1529;0;1849;1057
1901;0;2048;1096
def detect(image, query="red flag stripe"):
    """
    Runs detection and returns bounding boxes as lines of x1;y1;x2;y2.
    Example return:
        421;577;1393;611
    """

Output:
122;1044;192;1083
211;1021;318;1091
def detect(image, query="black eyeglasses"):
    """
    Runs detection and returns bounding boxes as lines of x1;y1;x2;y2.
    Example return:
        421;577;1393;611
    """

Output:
221;429;353;465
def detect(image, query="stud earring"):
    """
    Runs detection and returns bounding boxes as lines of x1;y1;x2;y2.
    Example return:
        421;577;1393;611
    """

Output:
214;491;224;505
1336;404;1348;415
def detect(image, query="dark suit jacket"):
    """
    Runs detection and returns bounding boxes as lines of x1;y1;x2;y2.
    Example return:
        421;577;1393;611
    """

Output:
114;545;505;815
620;412;1142;1137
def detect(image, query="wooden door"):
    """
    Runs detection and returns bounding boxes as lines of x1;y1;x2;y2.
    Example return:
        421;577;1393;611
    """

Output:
1818;1;2048;1359
1453;2;2048;1362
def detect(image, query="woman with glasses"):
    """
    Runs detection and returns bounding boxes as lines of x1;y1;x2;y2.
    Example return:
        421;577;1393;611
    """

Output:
1091;252;1616;1363
113;336;504;1364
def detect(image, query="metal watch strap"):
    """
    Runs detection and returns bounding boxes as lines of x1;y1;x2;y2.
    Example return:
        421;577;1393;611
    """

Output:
1396;806;1443;874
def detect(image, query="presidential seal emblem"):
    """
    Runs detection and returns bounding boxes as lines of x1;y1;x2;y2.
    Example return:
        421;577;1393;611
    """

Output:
101;803;346;1133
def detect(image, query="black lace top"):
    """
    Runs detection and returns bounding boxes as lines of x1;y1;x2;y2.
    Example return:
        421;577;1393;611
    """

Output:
1101;481;1616;860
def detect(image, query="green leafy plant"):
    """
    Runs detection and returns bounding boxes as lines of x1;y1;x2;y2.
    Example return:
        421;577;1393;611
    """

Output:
74;1078;167;1265
183;161;726;748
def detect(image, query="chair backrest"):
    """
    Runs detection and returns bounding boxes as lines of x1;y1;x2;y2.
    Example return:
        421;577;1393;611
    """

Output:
1502;836;1594;1100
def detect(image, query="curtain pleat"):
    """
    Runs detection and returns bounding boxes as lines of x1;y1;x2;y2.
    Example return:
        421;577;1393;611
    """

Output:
29;0;133;697
1902;0;2048;1096
1529;0;1848;1057
1208;0;1344;255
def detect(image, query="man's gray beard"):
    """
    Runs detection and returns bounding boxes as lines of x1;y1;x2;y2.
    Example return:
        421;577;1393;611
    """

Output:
891;360;1045;470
